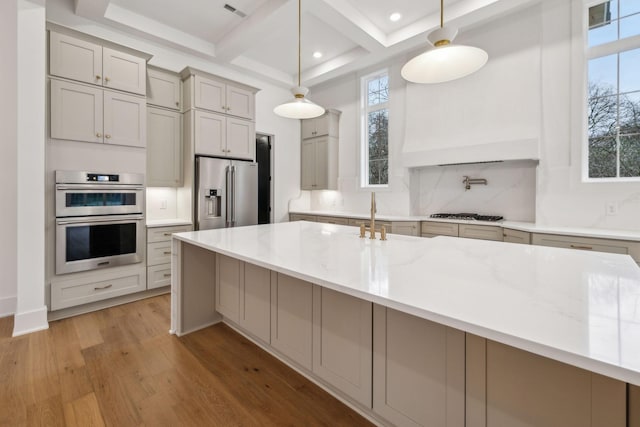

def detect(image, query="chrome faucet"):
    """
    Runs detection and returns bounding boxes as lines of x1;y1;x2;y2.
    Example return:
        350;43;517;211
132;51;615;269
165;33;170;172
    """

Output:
359;192;386;240
463;176;488;191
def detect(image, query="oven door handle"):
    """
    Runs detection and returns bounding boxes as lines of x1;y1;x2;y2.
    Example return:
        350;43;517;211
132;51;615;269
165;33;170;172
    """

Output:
56;214;144;225
56;184;145;191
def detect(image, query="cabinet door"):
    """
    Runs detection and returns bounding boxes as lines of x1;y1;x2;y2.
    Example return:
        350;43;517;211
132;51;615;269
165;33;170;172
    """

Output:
503;228;531;244
194;110;226;157
102;47;146;95
215;254;241;323
314;138;329;189
194;75;225;113
391;222;420;236
103;90;146;148
147;68;181;110
239;264;271;344
373;305;465;427
147;108;182;187
50;79;103;143
312;287;372;407
301;139;316;190
49;32;103;86
147;264;171;289
271;274;313;370
226;85;254;120
459;224;503;241
226;118;255;160
301;118;317;139
313;114;330;137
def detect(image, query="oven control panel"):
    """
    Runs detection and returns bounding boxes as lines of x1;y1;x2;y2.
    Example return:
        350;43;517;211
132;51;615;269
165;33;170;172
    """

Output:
87;173;119;182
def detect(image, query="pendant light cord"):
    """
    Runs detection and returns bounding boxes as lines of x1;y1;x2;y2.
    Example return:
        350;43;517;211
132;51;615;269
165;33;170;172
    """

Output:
440;0;444;28
297;0;301;87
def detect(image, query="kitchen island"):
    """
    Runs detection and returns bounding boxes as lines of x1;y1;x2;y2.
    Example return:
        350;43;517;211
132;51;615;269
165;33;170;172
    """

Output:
171;221;640;427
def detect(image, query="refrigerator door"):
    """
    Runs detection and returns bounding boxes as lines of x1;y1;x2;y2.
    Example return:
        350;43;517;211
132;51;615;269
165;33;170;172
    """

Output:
195;156;229;230
230;161;258;227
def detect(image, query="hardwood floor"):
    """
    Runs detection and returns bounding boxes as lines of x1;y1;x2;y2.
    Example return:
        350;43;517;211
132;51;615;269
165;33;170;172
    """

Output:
0;295;373;426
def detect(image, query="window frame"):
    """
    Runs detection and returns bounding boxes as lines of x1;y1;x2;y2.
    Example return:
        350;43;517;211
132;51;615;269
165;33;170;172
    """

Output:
360;69;390;189
583;0;640;182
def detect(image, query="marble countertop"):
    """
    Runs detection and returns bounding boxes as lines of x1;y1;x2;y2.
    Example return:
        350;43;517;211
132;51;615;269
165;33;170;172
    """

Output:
289;209;640;241
146;218;193;228
174;221;640;386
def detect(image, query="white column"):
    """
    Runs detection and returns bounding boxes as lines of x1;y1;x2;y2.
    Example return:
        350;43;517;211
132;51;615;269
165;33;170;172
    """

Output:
13;0;48;336
0;1;18;318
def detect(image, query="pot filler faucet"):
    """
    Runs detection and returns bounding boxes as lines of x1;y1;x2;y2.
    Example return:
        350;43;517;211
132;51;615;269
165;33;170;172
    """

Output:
359;192;387;240
463;176;488;191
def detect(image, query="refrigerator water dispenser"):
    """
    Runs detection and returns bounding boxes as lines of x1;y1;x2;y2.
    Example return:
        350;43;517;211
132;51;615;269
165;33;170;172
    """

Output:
205;189;222;217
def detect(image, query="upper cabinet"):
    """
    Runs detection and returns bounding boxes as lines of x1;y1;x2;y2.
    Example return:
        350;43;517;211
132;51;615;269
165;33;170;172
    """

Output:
302;111;339;140
49;31;147;96
147;67;181;110
191;75;255;120
300;110;341;190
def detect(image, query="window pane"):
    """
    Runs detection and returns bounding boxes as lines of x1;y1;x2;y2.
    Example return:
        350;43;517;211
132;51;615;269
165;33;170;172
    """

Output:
589;136;618;177
589;1;617;47
367;75;389;106
589;93;618;138
620;12;640;38
620;91;640;134
620;134;640;176
619;48;640;93
620;0;640;17
589;54;618;91
368;109;388;185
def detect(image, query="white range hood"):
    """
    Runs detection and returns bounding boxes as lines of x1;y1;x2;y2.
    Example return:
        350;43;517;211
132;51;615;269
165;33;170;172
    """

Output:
401;138;540;168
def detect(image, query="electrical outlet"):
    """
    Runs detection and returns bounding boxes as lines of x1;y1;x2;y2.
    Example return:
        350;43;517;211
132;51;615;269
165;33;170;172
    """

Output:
160;199;167;210
606;202;618;216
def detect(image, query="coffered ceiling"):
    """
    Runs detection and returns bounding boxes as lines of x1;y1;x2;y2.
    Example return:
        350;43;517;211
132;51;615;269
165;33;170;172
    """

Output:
66;0;538;87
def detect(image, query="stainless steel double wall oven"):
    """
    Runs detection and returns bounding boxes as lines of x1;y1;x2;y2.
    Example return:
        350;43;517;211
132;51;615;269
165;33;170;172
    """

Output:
55;171;145;274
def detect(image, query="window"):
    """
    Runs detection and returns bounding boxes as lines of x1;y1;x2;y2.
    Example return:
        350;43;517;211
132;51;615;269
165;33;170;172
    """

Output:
361;70;389;187
587;0;640;179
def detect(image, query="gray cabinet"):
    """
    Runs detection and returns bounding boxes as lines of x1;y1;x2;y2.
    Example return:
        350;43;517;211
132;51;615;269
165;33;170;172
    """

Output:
147;107;182;186
239;264;272;344
49;31;147;95
459;224;504;241
301;110;340;191
215;254;242;323
271;273;313;370
421;221;459;238
373;305;465;427
289;214;318;222
391;221;420;236
532;232;640;263
147;67;181;110
312;287;372;407
190;108;255;160
503;228;531;244
146;224;192;290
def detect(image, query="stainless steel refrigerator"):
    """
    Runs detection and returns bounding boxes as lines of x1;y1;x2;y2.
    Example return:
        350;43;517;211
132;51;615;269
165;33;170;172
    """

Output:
195;156;258;230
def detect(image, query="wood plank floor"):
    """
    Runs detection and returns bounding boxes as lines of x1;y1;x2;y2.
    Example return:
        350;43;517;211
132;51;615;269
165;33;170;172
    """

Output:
0;294;374;426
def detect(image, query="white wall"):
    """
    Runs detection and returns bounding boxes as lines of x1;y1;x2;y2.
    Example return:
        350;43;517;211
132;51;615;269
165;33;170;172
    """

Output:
0;0;18;317
308;0;639;231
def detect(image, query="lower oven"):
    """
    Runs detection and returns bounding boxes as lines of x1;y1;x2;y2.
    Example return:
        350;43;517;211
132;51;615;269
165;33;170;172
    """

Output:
56;214;144;274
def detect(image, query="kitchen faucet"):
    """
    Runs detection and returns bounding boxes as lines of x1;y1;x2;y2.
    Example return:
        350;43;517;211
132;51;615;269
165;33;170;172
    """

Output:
359;192;386;240
463;176;488;191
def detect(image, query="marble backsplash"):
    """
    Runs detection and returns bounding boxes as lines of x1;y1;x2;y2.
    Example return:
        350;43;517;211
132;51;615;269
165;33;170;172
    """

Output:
410;160;537;221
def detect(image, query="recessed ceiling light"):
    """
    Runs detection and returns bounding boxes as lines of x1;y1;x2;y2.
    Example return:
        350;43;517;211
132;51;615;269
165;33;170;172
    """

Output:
389;12;402;22
313;51;323;59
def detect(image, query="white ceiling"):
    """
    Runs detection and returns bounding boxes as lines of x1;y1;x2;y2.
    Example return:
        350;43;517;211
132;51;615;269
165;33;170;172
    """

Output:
69;0;539;88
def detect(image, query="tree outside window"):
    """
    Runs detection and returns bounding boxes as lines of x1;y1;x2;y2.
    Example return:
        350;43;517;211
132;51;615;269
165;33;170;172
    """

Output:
362;71;389;186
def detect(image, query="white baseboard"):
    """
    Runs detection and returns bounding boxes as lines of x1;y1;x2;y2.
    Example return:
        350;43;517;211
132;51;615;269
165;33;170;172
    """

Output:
0;296;17;318
12;305;48;336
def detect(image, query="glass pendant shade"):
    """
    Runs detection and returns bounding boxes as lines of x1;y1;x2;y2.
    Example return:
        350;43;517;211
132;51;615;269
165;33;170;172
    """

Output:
274;86;325;119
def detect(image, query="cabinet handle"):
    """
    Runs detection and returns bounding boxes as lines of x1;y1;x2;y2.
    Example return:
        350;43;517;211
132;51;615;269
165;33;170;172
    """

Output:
570;244;593;250
95;75;101;80
104;77;110;82
175;101;179;107
163;273;172;278
94;284;113;291
163;232;172;236
163;251;171;255
96;132;102;137
105;134;111;139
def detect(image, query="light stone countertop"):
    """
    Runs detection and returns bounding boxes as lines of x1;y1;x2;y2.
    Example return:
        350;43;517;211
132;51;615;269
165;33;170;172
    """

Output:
289;209;640;241
174;221;640;386
146;218;193;228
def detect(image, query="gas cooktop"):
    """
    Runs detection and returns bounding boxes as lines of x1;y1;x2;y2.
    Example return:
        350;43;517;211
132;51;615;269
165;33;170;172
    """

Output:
430;213;504;222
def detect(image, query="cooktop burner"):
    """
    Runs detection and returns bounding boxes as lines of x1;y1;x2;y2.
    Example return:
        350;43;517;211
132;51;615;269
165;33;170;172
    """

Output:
430;213;504;222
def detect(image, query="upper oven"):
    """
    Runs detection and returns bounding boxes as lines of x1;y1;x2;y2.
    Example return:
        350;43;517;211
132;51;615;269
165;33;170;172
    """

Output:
55;171;144;217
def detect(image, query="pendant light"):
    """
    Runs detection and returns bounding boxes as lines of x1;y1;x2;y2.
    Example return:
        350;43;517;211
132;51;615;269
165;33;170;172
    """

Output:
401;0;488;84
274;0;325;119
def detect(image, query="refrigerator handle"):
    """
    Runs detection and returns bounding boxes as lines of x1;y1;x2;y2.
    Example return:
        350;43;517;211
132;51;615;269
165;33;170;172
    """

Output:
230;165;236;226
225;165;231;227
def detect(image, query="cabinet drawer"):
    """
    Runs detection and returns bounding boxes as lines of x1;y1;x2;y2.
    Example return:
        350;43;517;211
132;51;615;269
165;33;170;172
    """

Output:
459;224;503;242
147;241;172;266
290;214;317;222
147;225;192;243
531;233;640;262
316;216;350;226
147;264;171;290
51;267;145;310
503;228;531;244
391;221;420;236
421;221;459;237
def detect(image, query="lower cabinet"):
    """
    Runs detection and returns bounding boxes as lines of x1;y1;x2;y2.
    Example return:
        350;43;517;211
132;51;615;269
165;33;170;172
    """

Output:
238;263;272;344
421;221;459;238
373;305;465;427
315;216;350;225
467;336;626;427
215;254;242;323
270;274;314;370
459;224;503;241
503;228;531;244
146;224;192;290
391;221;420;236
312;287;372;407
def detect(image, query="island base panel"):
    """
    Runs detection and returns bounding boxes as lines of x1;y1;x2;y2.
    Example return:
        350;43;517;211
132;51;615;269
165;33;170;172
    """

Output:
180;242;220;335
